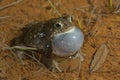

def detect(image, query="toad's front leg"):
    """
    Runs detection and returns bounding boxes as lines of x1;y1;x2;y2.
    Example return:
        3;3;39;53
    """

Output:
40;43;62;72
70;50;84;71
51;50;84;72
73;50;84;61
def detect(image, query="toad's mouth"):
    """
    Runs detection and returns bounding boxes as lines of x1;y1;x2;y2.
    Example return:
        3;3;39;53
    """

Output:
55;26;76;36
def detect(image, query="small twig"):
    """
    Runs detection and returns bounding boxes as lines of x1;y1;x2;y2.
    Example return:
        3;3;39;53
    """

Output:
0;16;10;19
87;0;94;8
48;0;62;17
78;52;82;80
3;46;38;51
110;0;113;7
76;17;83;29
96;35;120;39
0;44;18;60
0;0;23;11
0;20;10;25
23;53;46;67
91;70;120;73
1;45;45;67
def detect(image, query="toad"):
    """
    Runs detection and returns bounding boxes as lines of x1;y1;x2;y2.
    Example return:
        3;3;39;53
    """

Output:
11;15;84;72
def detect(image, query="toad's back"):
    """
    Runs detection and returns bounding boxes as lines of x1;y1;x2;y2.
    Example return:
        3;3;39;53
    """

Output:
22;22;53;49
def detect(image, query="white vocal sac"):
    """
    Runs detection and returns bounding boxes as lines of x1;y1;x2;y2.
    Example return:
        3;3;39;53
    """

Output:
52;27;84;57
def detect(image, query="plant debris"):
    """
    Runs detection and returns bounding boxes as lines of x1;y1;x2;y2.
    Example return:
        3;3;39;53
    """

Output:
89;44;109;73
0;0;23;11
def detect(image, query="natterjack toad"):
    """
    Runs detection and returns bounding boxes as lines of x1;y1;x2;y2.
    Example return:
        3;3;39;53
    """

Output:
11;15;84;72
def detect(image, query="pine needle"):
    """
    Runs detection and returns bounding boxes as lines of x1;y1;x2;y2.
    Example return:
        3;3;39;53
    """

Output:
76;17;83;29
0;0;23;11
4;46;38;51
48;0;62;17
110;0;113;7
0;16;10;19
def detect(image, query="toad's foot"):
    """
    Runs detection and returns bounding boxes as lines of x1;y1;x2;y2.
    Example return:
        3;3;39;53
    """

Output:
70;50;84;61
68;50;84;72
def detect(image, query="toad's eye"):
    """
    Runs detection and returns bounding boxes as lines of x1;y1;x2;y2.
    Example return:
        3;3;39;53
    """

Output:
54;22;63;29
63;15;73;23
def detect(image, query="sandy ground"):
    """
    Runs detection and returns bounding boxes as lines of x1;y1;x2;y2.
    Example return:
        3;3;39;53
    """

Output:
0;0;120;80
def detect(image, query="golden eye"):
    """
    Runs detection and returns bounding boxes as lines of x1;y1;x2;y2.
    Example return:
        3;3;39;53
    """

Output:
54;22;63;29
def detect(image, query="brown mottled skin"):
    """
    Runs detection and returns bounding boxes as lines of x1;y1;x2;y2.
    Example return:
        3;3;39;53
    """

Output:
11;15;74;69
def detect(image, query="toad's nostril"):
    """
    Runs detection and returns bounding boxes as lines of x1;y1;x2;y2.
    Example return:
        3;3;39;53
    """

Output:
52;27;84;57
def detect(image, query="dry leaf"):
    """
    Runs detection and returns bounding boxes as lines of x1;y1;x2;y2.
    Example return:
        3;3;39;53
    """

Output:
89;44;109;73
